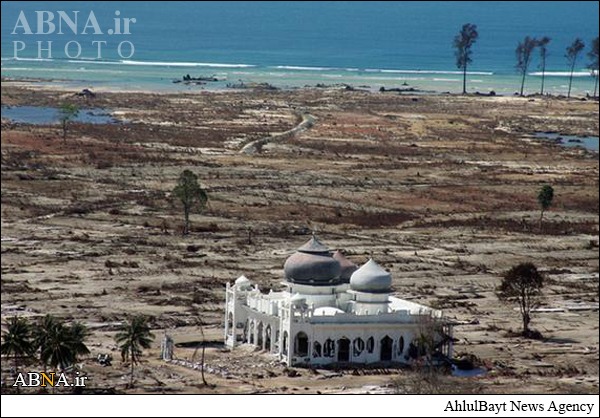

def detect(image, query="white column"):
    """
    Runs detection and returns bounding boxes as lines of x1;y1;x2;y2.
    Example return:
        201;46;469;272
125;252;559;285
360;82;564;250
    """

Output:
224;283;230;345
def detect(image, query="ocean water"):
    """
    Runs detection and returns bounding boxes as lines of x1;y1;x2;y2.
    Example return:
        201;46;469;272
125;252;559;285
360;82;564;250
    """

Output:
1;1;598;94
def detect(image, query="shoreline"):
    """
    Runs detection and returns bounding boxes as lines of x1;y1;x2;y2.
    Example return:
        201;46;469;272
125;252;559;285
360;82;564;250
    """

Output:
2;75;599;101
2;80;598;155
2;58;599;98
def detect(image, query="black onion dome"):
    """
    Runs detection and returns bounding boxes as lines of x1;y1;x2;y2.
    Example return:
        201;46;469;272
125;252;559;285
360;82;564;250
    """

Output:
284;236;342;286
333;251;358;283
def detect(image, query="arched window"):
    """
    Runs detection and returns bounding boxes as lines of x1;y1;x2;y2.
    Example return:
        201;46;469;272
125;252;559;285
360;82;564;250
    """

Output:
249;321;255;345
265;325;272;352
313;341;322;358
398;336;405;356
257;322;264;348
353;338;365;357
282;331;289;355
243;320;249;343
227;313;234;335
366;337;375;354
294;332;309;357
324;339;335;358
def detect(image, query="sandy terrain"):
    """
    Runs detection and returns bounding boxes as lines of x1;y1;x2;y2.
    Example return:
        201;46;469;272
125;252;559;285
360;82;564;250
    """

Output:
1;81;598;394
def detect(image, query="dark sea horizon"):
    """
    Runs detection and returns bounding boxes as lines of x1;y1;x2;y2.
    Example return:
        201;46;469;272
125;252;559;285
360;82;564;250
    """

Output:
1;1;598;94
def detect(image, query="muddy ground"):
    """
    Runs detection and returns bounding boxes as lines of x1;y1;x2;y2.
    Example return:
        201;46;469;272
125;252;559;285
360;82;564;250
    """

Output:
1;81;598;394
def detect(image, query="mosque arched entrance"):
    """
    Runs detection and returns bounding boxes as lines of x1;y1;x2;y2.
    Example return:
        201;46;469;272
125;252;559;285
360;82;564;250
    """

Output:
380;336;393;362
265;325;272;351
257;322;264;348
337;338;351;362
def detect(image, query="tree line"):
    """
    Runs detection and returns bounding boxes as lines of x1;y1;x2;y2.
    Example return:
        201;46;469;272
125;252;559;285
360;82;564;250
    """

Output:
1;315;155;392
454;24;599;98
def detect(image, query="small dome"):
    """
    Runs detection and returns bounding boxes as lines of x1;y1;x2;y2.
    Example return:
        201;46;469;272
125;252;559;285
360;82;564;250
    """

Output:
350;259;392;293
290;293;306;305
284;236;342;286
333;251;358;283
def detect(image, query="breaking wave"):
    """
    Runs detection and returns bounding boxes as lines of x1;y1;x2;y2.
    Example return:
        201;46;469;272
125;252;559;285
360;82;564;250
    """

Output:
367;69;494;76
530;71;597;77
273;65;335;71
3;57;255;69
119;60;255;68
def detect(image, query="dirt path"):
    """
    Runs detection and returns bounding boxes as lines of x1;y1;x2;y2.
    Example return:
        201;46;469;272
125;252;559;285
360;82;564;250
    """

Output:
241;112;316;154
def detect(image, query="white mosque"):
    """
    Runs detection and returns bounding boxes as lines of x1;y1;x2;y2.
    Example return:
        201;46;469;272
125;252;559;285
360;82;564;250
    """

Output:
224;236;453;367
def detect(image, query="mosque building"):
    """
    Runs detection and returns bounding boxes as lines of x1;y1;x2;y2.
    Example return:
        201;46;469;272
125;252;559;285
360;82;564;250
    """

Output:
224;236;453;367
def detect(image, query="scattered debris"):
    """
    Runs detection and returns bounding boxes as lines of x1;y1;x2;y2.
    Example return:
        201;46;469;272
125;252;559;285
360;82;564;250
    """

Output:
97;354;113;367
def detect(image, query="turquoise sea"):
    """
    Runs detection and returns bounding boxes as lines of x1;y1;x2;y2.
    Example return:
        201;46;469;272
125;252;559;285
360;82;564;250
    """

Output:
1;1;598;94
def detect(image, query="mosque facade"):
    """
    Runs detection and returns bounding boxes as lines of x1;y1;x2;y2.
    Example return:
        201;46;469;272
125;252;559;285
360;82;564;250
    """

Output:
224;236;453;367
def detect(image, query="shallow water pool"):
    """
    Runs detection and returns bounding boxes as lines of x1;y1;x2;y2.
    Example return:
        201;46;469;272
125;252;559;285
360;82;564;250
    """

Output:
1;106;120;125
534;132;599;153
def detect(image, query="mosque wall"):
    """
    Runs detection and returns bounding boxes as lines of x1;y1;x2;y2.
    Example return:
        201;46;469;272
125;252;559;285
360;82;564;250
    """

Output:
224;236;453;367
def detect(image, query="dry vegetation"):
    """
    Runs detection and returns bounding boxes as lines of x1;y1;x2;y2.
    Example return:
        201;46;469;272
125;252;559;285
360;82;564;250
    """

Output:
1;81;598;394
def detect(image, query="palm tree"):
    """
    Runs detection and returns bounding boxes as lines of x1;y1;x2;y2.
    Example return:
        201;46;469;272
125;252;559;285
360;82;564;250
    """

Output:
68;322;91;361
39;320;76;373
1;317;34;392
31;316;91;392
115;316;155;388
66;322;91;393
537;37;552;96
33;315;59;373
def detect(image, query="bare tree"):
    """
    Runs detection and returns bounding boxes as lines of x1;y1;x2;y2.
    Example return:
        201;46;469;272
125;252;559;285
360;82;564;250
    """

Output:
392;311;456;394
566;38;586;98
454;24;480;95
191;319;210;387
588;37;599;98
537;37;552;96
516;37;538;96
